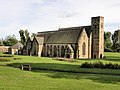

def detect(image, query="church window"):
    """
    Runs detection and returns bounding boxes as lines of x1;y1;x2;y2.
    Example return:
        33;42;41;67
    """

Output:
65;45;68;52
54;46;57;57
61;46;65;57
101;24;103;28
94;25;97;28
100;54;102;58
57;45;60;57
82;42;86;55
50;45;52;57
47;45;50;57
94;55;96;58
65;45;71;58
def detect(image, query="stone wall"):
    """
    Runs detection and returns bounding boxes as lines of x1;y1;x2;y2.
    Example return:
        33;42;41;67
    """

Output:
45;44;75;58
91;16;104;58
78;29;89;58
38;45;44;57
0;46;10;52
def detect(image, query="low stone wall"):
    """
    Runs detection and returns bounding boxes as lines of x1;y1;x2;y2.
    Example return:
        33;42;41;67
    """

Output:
0;46;10;52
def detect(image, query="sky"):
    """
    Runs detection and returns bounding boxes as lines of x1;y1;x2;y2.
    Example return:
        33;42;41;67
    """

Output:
0;0;120;39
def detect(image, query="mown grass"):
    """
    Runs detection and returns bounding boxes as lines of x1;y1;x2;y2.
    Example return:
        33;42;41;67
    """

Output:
0;52;120;90
0;66;120;90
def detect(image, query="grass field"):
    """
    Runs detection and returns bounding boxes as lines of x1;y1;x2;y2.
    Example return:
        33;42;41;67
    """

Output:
0;52;120;90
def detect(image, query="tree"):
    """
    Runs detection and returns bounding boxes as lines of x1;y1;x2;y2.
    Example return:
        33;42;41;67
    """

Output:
31;33;36;37
19;29;30;46
104;31;112;52
25;29;30;41
19;29;26;45
112;29;120;52
3;35;18;46
0;38;4;46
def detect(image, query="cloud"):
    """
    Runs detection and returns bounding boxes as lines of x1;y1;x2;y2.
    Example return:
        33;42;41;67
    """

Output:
58;11;78;18
0;0;120;39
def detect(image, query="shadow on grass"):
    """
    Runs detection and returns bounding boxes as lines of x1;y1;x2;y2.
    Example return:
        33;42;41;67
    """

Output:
6;62;120;84
103;56;120;62
87;74;120;84
47;71;120;84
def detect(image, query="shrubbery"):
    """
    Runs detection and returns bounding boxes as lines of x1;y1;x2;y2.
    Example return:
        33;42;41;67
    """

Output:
80;61;120;69
0;55;14;57
0;58;10;62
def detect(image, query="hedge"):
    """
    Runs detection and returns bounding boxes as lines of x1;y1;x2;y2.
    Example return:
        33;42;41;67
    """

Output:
80;61;120;69
0;58;10;62
0;55;14;57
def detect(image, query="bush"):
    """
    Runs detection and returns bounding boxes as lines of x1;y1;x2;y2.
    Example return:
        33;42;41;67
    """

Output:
93;61;104;68
105;63;113;69
0;58;10;62
0;54;14;57
80;62;120;69
81;62;94;68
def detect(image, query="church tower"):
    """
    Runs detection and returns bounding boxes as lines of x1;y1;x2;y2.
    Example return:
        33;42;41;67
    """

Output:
91;16;104;58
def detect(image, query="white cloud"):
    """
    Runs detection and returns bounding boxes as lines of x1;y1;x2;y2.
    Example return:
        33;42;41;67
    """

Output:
0;0;120;39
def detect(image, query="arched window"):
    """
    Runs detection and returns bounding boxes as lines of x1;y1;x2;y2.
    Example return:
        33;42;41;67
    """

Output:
82;42;86;55
57;45;60;57
100;54;102;58
54;46;57;57
94;55;96;58
47;45;50;57
61;46;65;57
50;45;52;57
65;45;71;58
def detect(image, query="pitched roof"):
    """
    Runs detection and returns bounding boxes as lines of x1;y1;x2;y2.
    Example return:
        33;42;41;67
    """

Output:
44;26;91;44
37;31;56;43
35;37;44;45
84;26;92;38
11;42;23;49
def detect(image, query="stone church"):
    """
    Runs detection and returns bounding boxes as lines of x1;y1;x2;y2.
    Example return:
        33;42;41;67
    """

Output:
23;16;104;59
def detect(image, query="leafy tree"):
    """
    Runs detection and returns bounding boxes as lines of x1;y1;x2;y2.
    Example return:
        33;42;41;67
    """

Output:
0;38;4;46
25;29;30;41
19;29;30;46
104;31;112;51
19;29;26;45
3;35;18;46
112;29;120;52
31;33;36;37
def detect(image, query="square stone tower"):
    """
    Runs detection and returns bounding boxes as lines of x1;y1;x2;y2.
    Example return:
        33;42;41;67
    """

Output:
91;16;104;59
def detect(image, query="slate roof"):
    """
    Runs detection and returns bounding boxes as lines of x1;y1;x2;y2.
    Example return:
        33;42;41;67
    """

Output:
35;37;44;45
36;25;92;44
44;26;92;44
11;42;23;49
84;26;92;38
37;31;56;43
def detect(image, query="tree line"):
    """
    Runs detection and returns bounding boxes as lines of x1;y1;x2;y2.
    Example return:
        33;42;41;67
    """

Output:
105;29;120;52
0;29;120;52
0;29;36;46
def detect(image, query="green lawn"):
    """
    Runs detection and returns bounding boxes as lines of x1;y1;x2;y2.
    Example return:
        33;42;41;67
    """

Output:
0;52;120;90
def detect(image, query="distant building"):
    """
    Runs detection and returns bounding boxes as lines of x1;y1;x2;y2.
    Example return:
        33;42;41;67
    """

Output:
0;46;10;53
24;16;104;59
9;42;23;55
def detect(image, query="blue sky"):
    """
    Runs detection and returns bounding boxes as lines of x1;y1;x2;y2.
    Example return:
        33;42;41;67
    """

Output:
0;0;120;39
